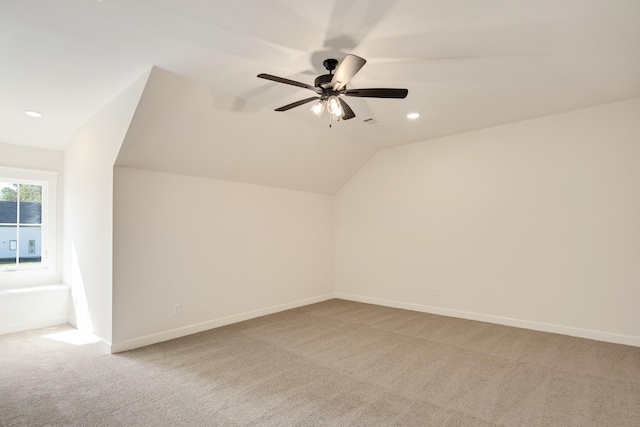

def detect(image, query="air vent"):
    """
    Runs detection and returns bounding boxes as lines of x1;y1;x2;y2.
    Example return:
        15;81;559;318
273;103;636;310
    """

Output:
363;118;379;124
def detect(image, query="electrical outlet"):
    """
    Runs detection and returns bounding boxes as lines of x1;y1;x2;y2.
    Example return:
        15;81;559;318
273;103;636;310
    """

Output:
320;278;325;287
173;304;181;315
433;287;439;296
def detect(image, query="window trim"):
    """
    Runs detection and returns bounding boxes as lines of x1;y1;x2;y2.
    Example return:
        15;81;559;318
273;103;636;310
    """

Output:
0;166;57;286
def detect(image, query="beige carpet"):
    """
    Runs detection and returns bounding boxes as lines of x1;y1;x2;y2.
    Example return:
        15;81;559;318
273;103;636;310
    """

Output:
1;299;639;426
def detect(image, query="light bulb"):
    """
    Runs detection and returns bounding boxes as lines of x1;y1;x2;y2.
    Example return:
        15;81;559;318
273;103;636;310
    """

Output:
327;96;344;119
310;100;325;118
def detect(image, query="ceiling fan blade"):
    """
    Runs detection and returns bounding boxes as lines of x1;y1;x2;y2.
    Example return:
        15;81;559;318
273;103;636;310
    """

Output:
339;98;356;120
257;74;321;93
344;88;408;99
274;97;320;112
331;54;367;91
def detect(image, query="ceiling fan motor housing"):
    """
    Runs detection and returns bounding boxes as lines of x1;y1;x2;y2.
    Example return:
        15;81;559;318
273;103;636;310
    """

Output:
315;58;340;91
314;74;334;89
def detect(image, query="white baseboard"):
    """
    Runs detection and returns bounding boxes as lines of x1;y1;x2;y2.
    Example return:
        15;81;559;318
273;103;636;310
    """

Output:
110;293;335;353
335;293;640;348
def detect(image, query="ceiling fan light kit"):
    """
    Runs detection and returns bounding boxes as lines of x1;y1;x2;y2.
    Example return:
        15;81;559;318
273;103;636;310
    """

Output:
257;54;408;125
309;95;344;120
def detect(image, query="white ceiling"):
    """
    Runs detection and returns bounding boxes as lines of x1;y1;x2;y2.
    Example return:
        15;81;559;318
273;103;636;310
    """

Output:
2;0;640;193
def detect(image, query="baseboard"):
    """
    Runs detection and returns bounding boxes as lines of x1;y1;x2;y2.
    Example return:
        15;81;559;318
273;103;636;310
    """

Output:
110;293;335;353
335;293;640;348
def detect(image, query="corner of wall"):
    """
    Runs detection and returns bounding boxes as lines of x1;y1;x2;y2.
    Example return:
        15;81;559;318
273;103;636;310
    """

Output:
63;69;152;344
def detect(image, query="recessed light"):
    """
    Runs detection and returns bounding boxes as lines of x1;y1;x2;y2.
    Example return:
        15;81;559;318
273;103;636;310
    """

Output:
25;110;43;118
406;112;420;119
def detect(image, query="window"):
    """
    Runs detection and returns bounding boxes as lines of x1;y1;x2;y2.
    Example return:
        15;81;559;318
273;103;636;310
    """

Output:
0;167;57;277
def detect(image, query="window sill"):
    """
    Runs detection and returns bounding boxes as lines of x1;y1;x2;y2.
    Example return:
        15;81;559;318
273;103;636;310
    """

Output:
0;266;59;289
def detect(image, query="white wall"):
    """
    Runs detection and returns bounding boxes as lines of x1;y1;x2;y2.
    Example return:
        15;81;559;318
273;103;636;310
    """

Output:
335;98;640;346
112;167;334;351
0;142;64;174
0;143;66;333
63;71;150;347
0;285;69;334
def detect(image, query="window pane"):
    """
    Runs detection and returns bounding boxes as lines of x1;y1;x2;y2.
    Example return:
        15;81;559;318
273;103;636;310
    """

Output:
0;182;18;223
0;225;17;266
19;201;42;224
19;184;42;203
0;182;18;202
19;184;42;225
19;225;42;267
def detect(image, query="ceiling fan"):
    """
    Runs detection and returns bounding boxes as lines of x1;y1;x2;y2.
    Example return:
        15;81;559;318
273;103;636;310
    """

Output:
257;54;408;122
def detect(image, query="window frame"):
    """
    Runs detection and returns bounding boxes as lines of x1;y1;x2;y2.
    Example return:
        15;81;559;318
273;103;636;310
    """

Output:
0;166;57;284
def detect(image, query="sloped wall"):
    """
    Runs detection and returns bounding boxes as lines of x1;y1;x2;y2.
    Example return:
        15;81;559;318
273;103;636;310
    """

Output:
335;98;640;346
115;67;377;196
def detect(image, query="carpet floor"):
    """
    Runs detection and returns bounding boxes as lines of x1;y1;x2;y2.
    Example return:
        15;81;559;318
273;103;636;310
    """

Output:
1;299;639;426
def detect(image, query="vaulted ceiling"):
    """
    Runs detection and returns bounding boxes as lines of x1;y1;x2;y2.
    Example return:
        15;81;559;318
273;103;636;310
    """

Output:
3;1;640;194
